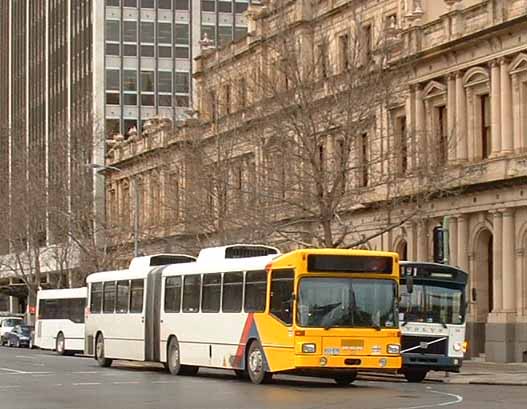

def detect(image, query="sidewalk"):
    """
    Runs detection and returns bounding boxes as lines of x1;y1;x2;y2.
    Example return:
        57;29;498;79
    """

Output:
426;360;527;386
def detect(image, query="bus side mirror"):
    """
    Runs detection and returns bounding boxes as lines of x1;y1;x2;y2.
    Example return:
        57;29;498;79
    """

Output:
471;288;477;303
406;276;414;294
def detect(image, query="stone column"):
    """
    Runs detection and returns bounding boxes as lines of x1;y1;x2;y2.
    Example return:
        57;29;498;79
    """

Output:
490;60;502;156
415;84;426;169
455;71;467;161
448;216;458;266
502;209;516;311
515;248;524;316
417;219;428;261
405;222;417;261
500;58;513;153
457;215;469;271
447;73;457;162
406;87;416;171
492;210;503;312
512;73;522;152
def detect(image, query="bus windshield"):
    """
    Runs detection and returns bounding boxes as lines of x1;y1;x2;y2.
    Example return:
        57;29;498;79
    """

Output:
297;278;398;329
399;281;465;325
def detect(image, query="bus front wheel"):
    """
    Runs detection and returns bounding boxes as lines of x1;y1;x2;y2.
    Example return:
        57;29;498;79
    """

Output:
404;369;428;383
95;334;112;368
247;341;272;384
333;373;357;386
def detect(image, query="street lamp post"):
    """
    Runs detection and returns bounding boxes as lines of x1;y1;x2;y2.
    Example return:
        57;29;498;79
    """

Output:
88;163;140;257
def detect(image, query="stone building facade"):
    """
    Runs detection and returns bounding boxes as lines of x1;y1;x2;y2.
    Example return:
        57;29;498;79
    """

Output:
105;0;527;362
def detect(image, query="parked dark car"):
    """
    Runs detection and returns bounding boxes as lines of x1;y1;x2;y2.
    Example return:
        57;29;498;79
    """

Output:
2;325;34;348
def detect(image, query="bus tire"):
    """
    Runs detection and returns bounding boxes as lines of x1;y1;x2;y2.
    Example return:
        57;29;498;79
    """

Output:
247;340;272;384
333;373;357;386
95;334;112;368
56;333;66;356
167;337;182;375
404;369;427;383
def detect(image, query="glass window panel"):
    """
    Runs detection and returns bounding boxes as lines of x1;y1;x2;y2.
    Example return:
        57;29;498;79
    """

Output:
218;1;232;12
123;21;137;43
218;26;232;46
235;2;248;13
123;0;137;6
158;0;172;8
202;273;221;313
105;20;120;42
158;71;172;92
141;94;155;106
158;46;172;58
165;277;182;313
140;22;155;43
201;0;215;12
124;44;137;56
270;270;294;324
234;27;247;42
175;47;189;59
123;70;137;91
106;69;120;91
123;93;137;105
141;71;154;92
201;26;215;45
124;120;138;136
182;275;201;313
222;272;243;313
141;45;155;57
175;0;188;10
116;280;130;313
103;281;116;313
158;23;172;43
158;94;172;106
90;283;103;314
106;119;120;136
175;24;189;44
175;95;189;106
106;92;120;105
244;270;267;312
141;0;154;7
106;0;120;6
105;43;120;56
175;72;189;93
130;279;144;313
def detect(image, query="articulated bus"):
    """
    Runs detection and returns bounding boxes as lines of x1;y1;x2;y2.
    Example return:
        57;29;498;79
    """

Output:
86;244;401;385
399;262;469;382
35;287;87;354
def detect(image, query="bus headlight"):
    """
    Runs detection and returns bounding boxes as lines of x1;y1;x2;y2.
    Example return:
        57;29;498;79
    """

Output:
387;344;400;354
302;343;316;353
453;342;462;352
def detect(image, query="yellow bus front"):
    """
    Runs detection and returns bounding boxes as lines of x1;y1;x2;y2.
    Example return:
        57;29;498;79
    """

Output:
255;249;401;381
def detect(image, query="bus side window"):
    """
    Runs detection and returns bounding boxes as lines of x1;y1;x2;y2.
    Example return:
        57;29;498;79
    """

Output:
270;269;294;325
164;277;182;313
202;273;221;313
182;274;201;313
130;279;144;313
222;272;243;313
103;282;116;314
90;283;103;314
116;280;130;313
244;270;267;313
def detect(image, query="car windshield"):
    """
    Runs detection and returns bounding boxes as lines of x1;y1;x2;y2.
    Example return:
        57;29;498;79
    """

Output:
399;281;465;325
297;278;398;329
19;326;32;335
3;319;23;327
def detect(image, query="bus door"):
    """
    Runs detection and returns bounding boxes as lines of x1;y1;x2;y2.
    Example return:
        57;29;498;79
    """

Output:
145;267;163;362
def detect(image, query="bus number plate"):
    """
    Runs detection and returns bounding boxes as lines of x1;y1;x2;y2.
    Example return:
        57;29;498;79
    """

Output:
342;339;364;351
324;347;340;355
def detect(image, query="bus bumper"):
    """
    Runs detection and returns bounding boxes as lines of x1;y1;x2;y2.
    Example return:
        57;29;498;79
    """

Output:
294;355;401;372
402;353;462;372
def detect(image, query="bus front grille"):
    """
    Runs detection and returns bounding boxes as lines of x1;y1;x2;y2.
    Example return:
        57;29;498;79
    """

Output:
402;335;447;355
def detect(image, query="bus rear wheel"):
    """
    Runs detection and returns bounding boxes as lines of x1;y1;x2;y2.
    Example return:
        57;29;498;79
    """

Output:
56;333;66;356
404;369;428;383
247;341;272;384
95;334;112;368
333;373;357;386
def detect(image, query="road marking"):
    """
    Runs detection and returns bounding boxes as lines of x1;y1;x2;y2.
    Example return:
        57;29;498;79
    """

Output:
0;385;21;389
386;389;463;409
31;374;53;377
152;380;178;384
0;367;27;374
0;367;53;375
72;371;98;374
72;382;101;386
112;381;141;385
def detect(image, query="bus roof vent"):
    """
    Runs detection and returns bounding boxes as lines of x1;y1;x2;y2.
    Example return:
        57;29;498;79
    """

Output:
197;244;280;262
129;253;196;271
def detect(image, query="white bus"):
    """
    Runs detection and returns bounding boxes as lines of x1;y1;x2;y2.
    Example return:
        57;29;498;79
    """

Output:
35;287;87;354
85;254;197;364
399;262;468;382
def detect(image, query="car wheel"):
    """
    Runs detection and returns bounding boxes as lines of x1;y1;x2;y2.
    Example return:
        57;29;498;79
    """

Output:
15;339;20;348
333;373;357;386
95;334;112;367
247;340;273;384
29;338;33;349
6;338;11;347
56;333;66;356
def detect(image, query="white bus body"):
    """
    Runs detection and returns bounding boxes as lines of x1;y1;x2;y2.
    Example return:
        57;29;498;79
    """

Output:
35;287;87;354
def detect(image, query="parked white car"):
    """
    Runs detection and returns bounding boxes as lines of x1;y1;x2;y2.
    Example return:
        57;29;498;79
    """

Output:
0;317;25;345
